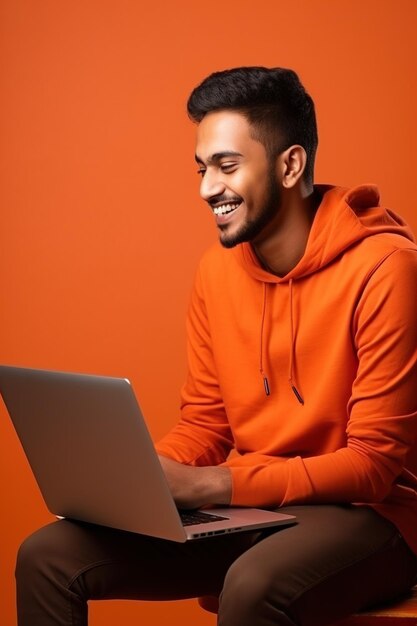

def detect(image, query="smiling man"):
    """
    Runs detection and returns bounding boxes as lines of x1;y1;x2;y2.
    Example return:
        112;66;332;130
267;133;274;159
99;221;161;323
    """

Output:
16;67;417;626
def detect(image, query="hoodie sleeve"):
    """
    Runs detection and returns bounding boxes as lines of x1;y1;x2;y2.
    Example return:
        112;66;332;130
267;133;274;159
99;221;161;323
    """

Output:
156;265;234;466
229;248;417;507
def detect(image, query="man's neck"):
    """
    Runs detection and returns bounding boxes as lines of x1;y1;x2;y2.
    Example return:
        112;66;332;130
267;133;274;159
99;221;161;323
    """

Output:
252;188;320;277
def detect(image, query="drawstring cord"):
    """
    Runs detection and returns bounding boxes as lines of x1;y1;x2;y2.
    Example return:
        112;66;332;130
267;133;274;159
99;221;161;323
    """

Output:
259;278;304;404
259;282;270;396
288;279;304;405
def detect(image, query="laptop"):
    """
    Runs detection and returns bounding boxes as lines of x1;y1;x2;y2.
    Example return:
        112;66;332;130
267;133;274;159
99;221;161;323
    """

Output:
0;365;296;542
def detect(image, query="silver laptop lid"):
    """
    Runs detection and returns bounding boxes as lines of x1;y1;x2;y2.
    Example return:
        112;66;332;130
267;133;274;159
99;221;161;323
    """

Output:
0;366;187;541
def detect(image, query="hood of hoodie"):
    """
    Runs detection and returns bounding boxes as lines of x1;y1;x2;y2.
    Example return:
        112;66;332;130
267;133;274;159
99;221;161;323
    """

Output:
235;184;415;282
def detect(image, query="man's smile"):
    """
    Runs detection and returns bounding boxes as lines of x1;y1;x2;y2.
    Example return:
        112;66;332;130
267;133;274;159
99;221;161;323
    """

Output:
212;201;241;216
209;194;243;218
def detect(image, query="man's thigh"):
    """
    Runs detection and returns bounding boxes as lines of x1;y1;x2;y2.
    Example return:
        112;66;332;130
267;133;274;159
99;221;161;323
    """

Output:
17;518;256;601
219;505;417;626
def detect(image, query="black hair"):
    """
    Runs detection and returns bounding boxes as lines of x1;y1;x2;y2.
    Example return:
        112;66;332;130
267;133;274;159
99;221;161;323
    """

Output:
187;66;318;184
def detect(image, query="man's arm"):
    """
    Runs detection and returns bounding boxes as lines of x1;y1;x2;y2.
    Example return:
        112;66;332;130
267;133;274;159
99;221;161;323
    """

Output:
155;261;234;508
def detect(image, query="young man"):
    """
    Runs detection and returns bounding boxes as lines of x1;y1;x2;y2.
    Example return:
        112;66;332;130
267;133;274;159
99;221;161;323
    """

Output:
16;67;417;626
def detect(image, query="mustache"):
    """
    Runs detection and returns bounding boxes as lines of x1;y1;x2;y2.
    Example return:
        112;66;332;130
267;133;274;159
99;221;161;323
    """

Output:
208;194;243;208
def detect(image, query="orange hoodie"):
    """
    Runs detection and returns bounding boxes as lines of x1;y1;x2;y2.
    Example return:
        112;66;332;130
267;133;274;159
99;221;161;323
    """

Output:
156;185;417;554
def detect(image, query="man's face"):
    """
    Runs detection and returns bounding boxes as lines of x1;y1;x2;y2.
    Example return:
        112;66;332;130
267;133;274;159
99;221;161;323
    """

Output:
195;110;281;248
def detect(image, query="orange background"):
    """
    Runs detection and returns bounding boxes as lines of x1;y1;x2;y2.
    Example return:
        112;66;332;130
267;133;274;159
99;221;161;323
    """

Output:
1;1;416;624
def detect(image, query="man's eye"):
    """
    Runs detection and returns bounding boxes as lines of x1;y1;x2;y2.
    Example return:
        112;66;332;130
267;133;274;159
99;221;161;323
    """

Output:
197;168;206;177
220;163;236;173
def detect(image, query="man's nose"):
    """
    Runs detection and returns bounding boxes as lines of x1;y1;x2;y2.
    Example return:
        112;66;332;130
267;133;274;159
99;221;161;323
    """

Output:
200;170;226;201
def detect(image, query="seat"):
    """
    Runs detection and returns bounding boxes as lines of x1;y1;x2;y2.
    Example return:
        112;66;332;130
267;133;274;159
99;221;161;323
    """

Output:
334;587;417;626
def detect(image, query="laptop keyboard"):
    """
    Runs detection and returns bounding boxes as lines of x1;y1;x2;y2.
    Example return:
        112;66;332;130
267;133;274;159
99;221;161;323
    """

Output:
179;510;229;526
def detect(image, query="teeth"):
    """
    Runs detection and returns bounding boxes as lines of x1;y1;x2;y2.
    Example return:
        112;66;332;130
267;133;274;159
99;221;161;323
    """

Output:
213;203;240;215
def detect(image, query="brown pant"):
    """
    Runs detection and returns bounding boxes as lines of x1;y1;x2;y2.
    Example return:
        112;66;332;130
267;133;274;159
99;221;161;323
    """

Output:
16;504;417;626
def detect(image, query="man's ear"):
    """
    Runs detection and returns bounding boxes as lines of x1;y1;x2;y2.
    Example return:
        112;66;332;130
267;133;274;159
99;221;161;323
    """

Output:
278;145;307;189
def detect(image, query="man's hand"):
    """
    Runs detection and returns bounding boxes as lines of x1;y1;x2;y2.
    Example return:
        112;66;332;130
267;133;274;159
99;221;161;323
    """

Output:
158;455;232;509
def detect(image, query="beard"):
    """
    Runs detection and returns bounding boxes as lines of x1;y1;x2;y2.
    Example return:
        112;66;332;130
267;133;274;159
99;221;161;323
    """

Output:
219;167;281;249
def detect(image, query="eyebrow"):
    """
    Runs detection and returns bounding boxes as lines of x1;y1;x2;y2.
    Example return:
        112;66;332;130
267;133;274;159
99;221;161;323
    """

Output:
195;151;243;165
